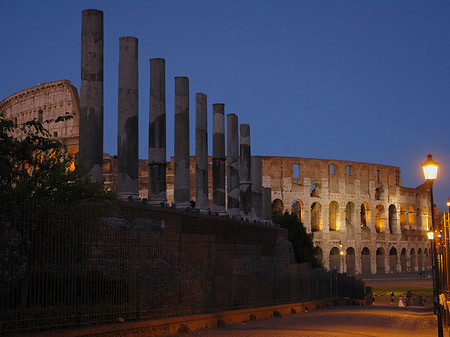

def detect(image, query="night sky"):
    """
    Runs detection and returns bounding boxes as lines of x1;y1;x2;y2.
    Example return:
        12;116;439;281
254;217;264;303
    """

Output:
1;1;449;210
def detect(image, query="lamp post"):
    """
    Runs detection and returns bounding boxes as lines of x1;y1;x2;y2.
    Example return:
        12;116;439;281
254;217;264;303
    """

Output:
422;154;443;337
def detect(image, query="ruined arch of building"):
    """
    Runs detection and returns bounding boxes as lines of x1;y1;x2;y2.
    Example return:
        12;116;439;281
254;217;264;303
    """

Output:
272;199;284;213
313;246;323;265
310;182;320;197
329;247;341;271
291;199;304;222
361;247;371;275
388;204;397;234
311;202;323;232
389;247;398;273
410;248;416;272
360;202;371;228
422;207;429;229
400;205;407;230
329;201;339;231
346;247;356;275
400;248;407;272
376;247;385;274
375;204;385;233
418;248;423;272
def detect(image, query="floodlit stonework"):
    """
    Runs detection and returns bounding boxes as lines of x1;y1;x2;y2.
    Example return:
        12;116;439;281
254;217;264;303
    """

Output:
1;81;432;275
0;80;80;154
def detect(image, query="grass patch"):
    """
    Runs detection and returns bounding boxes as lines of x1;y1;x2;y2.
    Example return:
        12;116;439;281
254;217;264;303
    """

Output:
371;286;432;306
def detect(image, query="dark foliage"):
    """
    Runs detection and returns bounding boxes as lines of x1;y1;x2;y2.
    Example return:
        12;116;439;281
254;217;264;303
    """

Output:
272;210;322;268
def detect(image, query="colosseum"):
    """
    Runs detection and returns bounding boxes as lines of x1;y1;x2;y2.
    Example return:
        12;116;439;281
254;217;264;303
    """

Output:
1;80;432;275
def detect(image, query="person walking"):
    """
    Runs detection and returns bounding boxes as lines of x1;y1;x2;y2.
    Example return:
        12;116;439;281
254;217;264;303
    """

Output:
398;295;405;307
390;291;395;305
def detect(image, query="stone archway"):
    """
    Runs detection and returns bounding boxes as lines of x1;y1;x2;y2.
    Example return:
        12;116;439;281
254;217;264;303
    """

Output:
376;247;385;274
361;247;371;275
389;247;397;273
311;202;323;232
388;204;397;234
346;247;356;275
401;248;407;272
329;247;341;272
346;202;355;236
272;199;284;213
329;201;339;231
418;248;423;272
313;246;323;266
410;248;416;272
291;199;304;222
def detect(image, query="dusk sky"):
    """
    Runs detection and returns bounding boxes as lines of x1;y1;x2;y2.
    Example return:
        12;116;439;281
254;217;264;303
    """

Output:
1;1;449;210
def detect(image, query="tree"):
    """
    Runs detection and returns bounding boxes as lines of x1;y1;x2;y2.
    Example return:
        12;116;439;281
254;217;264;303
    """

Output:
273;210;322;268
0;112;114;203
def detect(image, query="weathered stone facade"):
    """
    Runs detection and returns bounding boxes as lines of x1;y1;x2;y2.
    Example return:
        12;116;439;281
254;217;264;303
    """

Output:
1;81;432;275
261;156;432;275
0;80;80;154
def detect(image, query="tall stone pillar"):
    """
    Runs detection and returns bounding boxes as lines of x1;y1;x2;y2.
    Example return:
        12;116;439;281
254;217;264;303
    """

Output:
240;124;251;217
117;36;139;199
174;77;190;207
262;187;272;221
251;156;262;219
212;103;226;213
195;93;209;211
148;58;167;205
79;9;103;182
227;114;239;217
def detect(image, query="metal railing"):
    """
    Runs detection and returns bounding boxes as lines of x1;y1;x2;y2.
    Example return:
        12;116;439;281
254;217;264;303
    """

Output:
0;199;365;334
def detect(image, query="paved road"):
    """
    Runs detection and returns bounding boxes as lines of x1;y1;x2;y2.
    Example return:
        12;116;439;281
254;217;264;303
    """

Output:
174;306;438;337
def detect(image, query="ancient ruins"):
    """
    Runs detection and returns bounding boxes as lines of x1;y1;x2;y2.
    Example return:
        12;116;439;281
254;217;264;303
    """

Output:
0;9;432;276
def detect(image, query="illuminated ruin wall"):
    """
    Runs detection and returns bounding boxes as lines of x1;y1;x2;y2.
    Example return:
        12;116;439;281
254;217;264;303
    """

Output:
0;80;80;154
2;81;431;275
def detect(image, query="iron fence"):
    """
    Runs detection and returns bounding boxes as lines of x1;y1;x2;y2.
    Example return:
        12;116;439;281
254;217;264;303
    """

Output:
0;199;365;334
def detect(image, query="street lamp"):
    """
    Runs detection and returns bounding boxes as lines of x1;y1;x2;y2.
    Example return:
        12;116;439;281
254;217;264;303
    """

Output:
422;154;443;337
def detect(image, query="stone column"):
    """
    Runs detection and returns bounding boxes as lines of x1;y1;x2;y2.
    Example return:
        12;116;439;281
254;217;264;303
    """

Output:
174;77;190;207
251;156;262;219
212;103;226;214
240;124;251;218
195;93;208;211
117;36;139;199
262;187;272;221
227;114;239;217
79;9;103;182
148;58;167;205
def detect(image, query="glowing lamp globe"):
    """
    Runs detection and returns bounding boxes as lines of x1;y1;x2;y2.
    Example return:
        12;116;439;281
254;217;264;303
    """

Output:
422;154;439;181
427;231;434;240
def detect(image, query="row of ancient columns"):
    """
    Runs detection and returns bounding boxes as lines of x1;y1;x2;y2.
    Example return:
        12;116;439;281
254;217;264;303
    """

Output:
78;9;271;220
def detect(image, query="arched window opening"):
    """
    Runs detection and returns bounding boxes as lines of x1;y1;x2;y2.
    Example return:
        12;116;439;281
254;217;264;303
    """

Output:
389;247;397;274
272;199;284;213
313;247;323;265
311;202;323;232
361;247;371;275
346;247;356;275
329;247;341;271
360;202;371;228
388;205;397;234
291;199;304;222
400;248;407;272
375;204;385;233
329;201;339;231
375;187;381;200
310;183;319;197
422;208;429;229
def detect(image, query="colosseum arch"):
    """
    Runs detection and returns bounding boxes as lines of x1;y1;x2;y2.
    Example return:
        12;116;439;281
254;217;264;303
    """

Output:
311;202;323;232
291;199;304;222
346;247;356;275
388;204;397;234
400;248;407;272
345;202;355;236
418;248;423;272
424;248;430;268
375;204;385;233
389;247;397;273
410;248;416;271
376;247;385;274
360;202;371;228
310;182;320;197
329;247;341;271
313;246;323;265
361;247;371;275
408;206;415;228
272;199;284;213
400;205;407;230
329;201;339;231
